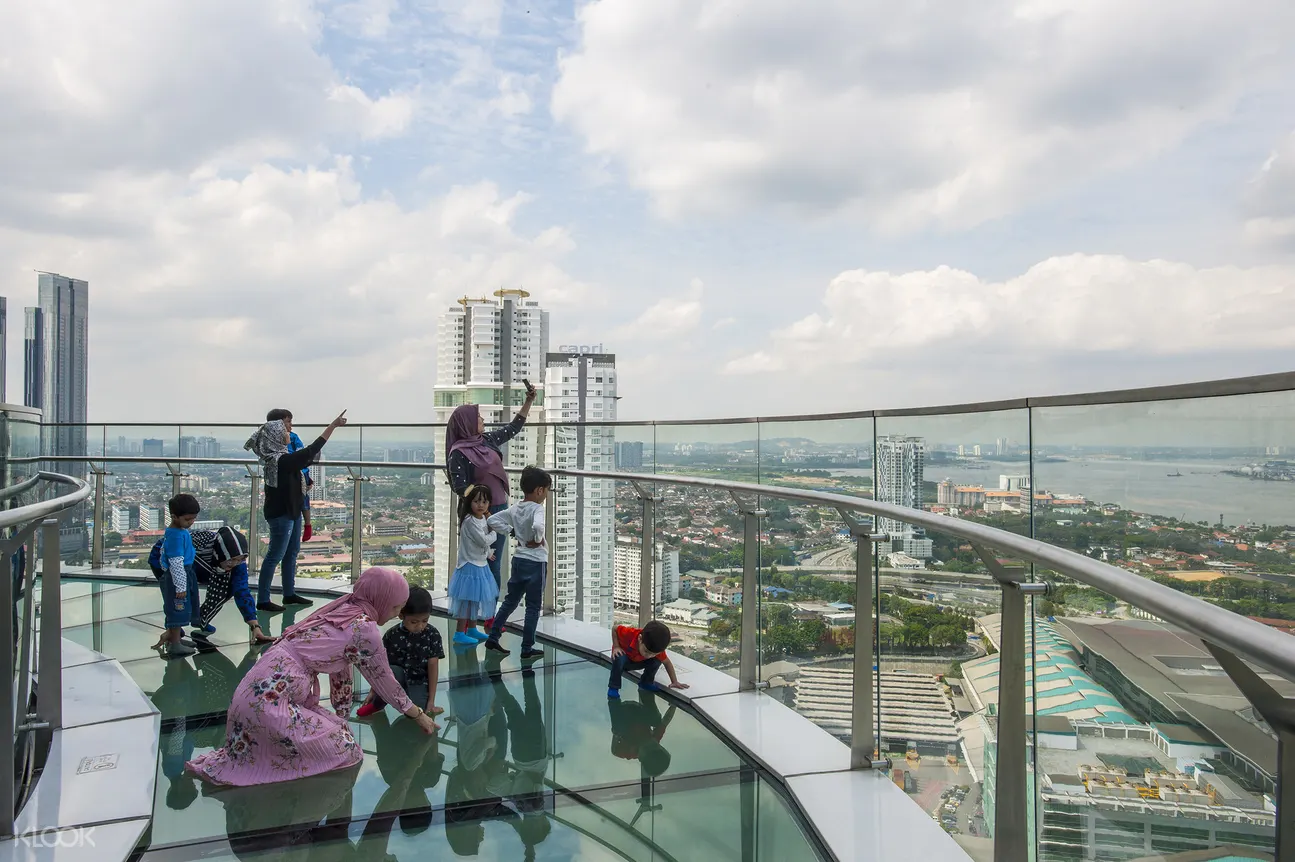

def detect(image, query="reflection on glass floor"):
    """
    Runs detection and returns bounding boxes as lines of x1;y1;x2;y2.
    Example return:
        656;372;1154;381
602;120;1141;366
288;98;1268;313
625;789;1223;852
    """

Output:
57;580;824;861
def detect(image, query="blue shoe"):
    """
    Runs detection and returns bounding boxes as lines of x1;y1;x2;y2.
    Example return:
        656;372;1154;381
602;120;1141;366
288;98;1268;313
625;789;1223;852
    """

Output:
452;632;479;646
466;627;490;642
639;682;665;693
607;688;621;700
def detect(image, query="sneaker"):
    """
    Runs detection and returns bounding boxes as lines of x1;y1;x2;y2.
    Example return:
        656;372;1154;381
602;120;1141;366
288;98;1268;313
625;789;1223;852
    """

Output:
452;632;479;646
190;628;213;641
257;601;284;613
519;649;544;661
165;642;197;658
355;702;382;719
607;688;621;700
639;682;666;693
484;640;510;656
283;595;314;607
196;623;217;634
465;627;490;642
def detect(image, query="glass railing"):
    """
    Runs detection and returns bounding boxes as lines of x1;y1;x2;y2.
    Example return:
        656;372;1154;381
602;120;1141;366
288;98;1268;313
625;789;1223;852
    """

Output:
12;371;1295;861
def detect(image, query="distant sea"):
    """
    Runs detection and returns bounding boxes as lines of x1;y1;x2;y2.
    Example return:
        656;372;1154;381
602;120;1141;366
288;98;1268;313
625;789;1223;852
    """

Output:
833;457;1294;527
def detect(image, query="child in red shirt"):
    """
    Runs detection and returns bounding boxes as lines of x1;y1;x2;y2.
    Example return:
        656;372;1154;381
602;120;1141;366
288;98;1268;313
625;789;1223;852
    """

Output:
608;619;690;699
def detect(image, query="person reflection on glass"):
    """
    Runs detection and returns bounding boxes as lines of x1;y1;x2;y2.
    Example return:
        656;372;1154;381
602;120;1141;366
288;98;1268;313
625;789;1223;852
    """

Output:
609;688;676;779
444;644;514;856
151;657;200;810
369;704;446;837
493;669;552;859
219;764;362;860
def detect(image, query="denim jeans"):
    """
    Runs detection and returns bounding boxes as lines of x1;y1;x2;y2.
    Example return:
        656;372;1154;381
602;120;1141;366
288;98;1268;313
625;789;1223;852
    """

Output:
157;563;201;629
258;514;302;604
488;558;545;651
608;653;662;690
486;503;507;589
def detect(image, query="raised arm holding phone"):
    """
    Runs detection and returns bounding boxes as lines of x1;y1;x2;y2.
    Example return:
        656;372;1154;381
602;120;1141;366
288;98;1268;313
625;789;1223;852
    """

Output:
247;410;349;612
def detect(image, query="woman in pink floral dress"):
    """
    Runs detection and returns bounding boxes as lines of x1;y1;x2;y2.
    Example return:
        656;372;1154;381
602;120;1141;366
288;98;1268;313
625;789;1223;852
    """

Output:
188;567;439;786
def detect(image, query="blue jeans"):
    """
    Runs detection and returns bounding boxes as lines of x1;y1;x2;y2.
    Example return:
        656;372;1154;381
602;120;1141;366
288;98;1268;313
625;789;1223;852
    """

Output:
488;558;545;651
258;515;302;604
487;503;507;589
157;564;201;629
608;653;662;691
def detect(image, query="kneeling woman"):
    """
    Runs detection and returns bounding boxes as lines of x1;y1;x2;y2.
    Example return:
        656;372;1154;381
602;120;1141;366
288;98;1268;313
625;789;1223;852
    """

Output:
187;567;438;786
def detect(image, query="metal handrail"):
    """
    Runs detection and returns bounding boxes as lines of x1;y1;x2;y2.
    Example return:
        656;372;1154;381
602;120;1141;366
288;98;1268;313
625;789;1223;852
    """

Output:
2;471;85;836
0;473;91;529
24;368;1295;427
0;475;42;504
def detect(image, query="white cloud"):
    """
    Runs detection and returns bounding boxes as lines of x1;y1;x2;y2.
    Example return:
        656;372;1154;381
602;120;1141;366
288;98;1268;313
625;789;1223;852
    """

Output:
0;1;590;420
328;85;417;140
0;162;590;418
490;74;536;118
433;0;504;38
327;0;399;38
724;255;1295;375
553;1;1295;229
619;277;704;339
0;0;416;208
1245;131;1295;251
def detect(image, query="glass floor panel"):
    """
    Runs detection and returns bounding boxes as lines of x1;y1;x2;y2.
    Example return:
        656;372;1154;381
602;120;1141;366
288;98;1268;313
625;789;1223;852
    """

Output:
139;769;811;861
47;579;827;861
147;662;747;848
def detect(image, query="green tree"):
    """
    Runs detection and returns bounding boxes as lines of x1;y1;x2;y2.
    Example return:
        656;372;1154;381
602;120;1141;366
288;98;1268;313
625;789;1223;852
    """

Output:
105;531;123;548
929;624;965;649
405;565;435;589
709;619;735;640
765;604;795;629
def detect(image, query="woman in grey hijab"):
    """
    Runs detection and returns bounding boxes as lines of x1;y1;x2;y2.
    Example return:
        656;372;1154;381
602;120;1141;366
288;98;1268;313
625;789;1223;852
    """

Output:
245;411;347;612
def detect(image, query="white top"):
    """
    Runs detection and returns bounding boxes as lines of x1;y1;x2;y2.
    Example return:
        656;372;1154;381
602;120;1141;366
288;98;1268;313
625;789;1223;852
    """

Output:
456;515;498;568
488;501;547;563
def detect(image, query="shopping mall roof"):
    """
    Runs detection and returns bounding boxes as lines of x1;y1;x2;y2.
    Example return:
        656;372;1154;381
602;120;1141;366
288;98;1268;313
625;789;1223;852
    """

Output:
961;616;1138;724
1058;617;1292;771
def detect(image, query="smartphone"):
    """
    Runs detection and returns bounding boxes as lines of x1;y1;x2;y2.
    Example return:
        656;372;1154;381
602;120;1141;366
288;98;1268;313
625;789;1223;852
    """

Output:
522;379;535;394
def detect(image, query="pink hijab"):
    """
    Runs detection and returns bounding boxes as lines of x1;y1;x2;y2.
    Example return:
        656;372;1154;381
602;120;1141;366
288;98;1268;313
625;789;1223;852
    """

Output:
278;566;410;642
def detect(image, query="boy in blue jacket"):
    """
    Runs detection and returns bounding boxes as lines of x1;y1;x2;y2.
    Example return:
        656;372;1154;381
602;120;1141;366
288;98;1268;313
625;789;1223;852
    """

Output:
150;494;202;658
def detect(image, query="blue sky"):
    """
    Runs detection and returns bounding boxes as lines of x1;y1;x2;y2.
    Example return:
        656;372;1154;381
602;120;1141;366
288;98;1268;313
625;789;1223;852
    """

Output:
0;0;1292;421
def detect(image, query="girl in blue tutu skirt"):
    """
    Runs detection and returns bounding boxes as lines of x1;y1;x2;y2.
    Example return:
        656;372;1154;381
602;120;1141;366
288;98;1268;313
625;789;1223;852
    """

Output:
448;485;500;646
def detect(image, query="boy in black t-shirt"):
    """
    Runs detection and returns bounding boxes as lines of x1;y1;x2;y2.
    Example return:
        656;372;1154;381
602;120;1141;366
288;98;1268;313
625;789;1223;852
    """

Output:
357;586;445;718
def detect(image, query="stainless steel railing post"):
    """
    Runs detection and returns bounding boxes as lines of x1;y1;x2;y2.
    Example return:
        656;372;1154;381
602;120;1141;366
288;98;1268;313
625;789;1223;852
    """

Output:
639;496;656;627
347;468;367;583
90;464;108;569
36;519;62;733
1;546;16;836
246;467;261;577
844;520;887;769
734;495;765;693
